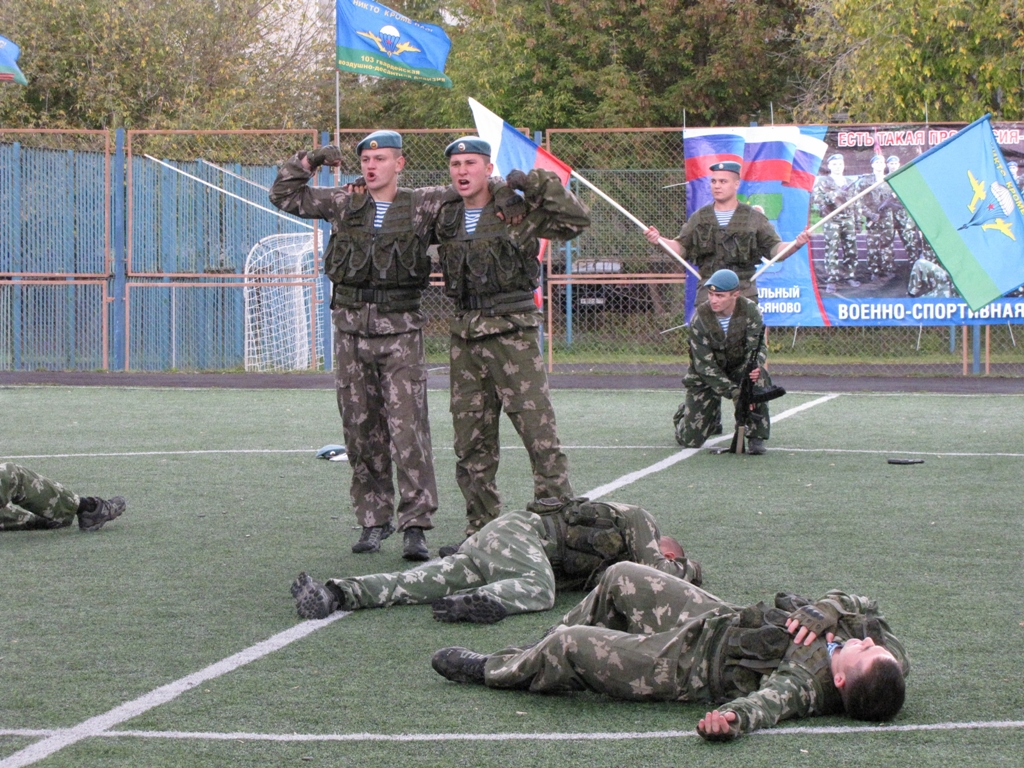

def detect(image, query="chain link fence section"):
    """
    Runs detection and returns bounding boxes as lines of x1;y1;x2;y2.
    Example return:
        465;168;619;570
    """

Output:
544;129;691;373
1;130;111;276
0;280;108;370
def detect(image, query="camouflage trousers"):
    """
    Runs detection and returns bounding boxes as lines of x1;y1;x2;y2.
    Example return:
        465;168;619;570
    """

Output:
864;220;896;276
0;462;80;530
484;561;736;699
327;511;556;615
674;373;771;448
450;327;572;536
892;209;922;260
334;320;438;531
820;217;859;283
908;257;954;298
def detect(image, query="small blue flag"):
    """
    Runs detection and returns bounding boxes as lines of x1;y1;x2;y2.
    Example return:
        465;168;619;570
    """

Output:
335;0;452;88
0;35;28;86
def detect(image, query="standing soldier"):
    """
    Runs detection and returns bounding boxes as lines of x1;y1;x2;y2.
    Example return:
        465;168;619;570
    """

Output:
856;154;897;282
812;153;861;292
885;155;924;263
435;137;590;540
269;131;448;561
644;161;808;305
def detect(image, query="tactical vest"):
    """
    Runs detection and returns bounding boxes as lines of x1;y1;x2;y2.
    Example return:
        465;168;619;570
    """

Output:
530;498;627;587
709;600;842;711
695;300;756;378
687;204;763;279
325;189;431;311
436;199;540;313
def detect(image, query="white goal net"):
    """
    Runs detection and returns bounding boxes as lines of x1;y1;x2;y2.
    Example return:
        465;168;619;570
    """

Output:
243;233;324;371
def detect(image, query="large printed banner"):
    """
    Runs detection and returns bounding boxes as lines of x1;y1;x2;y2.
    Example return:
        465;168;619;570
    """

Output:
685;123;1024;326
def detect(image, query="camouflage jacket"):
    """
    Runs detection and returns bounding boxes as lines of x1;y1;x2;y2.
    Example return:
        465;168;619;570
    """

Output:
675;204;781;280
267;152;449;335
683;296;765;399
812;175;860;221
855;175;897;226
437;168;591;340
717;591;909;737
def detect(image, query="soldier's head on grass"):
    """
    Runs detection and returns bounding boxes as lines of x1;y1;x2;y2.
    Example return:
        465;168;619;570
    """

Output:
831;637;906;721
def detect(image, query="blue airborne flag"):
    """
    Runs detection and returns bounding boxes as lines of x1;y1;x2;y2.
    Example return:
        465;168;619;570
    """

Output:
886;114;1024;310
0;35;28;86
336;0;452;88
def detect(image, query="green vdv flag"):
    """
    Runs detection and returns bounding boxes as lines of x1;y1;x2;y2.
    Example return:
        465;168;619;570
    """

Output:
886;115;1024;310
335;0;452;88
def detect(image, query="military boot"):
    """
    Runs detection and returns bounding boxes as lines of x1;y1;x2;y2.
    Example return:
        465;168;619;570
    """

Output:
402;526;429;561
431;592;508;624
77;496;126;531
747;438;767;455
290;572;340;619
351;521;395;553
431;647;488;684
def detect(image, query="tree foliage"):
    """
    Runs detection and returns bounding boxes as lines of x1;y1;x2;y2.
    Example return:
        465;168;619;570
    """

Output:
796;0;1024;122
0;0;335;129
338;0;808;129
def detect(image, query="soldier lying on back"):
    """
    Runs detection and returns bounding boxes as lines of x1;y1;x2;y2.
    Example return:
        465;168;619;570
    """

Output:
290;498;701;624
431;561;908;740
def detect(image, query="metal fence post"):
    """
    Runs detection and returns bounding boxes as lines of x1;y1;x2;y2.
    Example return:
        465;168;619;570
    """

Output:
111;128;127;370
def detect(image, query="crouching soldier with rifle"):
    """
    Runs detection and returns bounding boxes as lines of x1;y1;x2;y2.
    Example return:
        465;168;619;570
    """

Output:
674;269;779;454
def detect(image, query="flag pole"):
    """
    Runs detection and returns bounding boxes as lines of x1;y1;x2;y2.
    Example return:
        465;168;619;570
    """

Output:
751;175;890;280
568;170;701;279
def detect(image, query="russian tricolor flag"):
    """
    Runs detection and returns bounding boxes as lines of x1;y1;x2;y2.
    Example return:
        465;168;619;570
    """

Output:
469;98;571;185
785;131;829;193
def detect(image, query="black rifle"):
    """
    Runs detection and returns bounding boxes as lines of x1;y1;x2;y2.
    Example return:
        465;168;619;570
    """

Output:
728;326;787;454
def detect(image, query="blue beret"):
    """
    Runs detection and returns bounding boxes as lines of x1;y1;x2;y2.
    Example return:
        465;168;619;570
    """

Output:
826;153;844;163
705;269;740;292
445;136;492;158
886;155;900;164
870;154;886;166
709;161;741;174
356;130;402;155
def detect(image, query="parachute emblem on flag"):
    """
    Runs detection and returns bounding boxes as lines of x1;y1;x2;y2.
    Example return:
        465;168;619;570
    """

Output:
358;25;421;57
961;170;1016;240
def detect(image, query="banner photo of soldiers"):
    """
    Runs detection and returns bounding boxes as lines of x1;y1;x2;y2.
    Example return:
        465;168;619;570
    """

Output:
685;122;1024;326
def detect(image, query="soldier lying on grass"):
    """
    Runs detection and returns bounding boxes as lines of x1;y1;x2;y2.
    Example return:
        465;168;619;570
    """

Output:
290;498;702;624
431;561;908;740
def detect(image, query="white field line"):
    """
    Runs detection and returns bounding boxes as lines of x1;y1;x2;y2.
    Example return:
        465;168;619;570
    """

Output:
584;393;841;499
0;613;348;768
3;720;1023;744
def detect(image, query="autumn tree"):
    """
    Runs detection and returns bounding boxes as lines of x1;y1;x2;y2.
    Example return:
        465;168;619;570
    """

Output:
0;0;335;129
795;0;1024;122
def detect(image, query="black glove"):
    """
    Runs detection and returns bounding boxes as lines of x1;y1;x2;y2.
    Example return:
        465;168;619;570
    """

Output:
307;145;342;170
493;184;527;222
789;602;840;638
505;169;529;192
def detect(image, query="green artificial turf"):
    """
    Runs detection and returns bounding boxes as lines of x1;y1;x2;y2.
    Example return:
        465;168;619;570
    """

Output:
1;385;1021;767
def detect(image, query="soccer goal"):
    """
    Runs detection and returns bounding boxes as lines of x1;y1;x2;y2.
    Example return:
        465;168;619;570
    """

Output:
243;233;324;372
